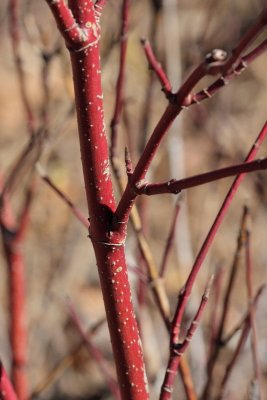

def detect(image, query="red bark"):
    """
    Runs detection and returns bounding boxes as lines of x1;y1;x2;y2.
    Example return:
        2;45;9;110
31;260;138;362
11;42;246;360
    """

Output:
45;1;148;398
0;362;18;400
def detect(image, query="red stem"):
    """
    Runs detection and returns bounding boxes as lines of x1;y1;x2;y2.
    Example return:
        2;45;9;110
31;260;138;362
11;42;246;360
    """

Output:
190;38;267;106
141;38;172;96
110;0;130;161
0;195;29;400
159;197;182;277
137;157;267;195
208;265;224;359
67;302;120;399
171;121;267;345
160;276;213;400
46;2;148;398
115;9;267;225
8;0;36;134
37;165;90;229
203;206;249;399
245;216;263;399
0;362;19;400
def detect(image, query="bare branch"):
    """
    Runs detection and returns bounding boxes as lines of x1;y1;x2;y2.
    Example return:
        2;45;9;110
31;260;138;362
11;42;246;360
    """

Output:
135;157;267;196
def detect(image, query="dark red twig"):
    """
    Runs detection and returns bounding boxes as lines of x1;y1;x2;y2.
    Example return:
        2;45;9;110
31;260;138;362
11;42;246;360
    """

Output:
0;362;18;400
115;9;267;225
208;265;224;359
218;285;266;400
221;285;265;346
189;39;267;107
36;164;89;229
67;302;120;400
8;0;36;134
159;196;182;277
110;0;130;162
31;318;106;397
0;182;34;400
141;38;172;97
171;121;267;351
203;205;249;398
244;210;263;399
135;157;267;196
160;276;213;400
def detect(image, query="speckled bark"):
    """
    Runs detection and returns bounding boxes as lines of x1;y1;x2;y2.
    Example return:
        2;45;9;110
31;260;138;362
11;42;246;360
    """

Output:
45;1;149;398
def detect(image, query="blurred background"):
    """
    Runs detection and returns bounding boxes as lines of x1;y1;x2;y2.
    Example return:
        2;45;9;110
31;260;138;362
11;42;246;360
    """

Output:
0;0;267;399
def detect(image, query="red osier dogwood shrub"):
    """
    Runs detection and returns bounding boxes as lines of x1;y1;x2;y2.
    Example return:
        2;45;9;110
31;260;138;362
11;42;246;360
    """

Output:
0;1;267;399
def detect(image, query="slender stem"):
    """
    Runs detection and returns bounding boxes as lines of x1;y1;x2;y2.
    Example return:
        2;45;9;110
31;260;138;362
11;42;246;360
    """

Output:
8;0;36;134
0;362;19;400
31;318;106;397
136;157;267;195
190;39;267;107
36;164;89;229
0;191;30;400
110;0;130;161
115;9;267;224
159;196;182;277
67;302;120;399
172;121;267;354
208;265;224;360
141;38;172;96
244;212;263;399
203;206;249;398
221;285;265;346
160;276;213;400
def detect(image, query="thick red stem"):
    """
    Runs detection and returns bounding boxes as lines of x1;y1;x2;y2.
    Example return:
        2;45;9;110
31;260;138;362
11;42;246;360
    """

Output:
45;1;149;398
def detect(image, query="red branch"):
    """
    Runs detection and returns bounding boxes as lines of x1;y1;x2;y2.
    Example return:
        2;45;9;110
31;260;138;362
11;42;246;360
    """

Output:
36;164;89;229
8;0;36;134
115;9;267;225
110;0;130;161
67;302;120;399
141;38;172;96
0;362;18;400
0;184;32;400
159;196;182;277
245;212;263;399
160;276;213;400
45;1;149;398
171;120;267;347
136;157;267;195
203;205;249;398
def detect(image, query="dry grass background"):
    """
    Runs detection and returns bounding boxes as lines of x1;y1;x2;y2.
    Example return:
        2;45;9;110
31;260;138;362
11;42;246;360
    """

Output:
0;0;267;399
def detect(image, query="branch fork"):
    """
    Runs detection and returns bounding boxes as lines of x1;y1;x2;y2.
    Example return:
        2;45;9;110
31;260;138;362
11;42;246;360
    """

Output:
46;0;104;51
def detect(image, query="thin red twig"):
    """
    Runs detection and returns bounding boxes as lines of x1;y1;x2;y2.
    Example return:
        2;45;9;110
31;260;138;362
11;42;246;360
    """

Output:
202;205;249;398
159;196;182;277
8;0;36;134
115;9;267;225
0;362;19;400
0;183;33;400
208;265;224;359
110;0;130;162
36;164;89;229
244;211;263;399
67;302;120;400
141;38;172;96
221;285;265;346
160;276;213;400
217;283;266;400
135;157;267;195
171;121;267;350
